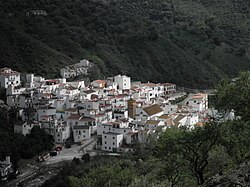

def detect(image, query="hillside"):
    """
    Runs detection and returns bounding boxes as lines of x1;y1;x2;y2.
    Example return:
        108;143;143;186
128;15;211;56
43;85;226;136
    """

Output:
0;0;250;88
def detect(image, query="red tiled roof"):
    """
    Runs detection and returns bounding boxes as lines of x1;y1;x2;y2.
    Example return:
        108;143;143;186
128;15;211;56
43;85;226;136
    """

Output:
93;79;106;84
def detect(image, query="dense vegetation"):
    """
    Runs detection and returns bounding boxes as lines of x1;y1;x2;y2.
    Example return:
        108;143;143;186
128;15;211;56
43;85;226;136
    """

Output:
1;0;250;88
0;125;54;170
43;72;250;187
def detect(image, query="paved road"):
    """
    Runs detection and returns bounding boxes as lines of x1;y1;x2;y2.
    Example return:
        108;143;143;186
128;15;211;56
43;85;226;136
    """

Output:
5;136;97;187
46;137;97;164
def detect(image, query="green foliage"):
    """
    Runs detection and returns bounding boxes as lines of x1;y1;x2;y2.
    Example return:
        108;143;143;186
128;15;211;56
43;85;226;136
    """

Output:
156;124;220;185
170;94;188;104
20;126;54;158
219;120;250;164
215;71;250;120
0;88;6;102
1;0;250;87
0;125;54;166
66;158;137;187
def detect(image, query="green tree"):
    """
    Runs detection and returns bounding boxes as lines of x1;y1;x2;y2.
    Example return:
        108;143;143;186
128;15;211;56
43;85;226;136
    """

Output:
156;124;220;185
215;71;250;120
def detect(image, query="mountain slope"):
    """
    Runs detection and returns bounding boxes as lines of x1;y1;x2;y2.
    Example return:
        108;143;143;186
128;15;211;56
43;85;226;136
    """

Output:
0;0;249;88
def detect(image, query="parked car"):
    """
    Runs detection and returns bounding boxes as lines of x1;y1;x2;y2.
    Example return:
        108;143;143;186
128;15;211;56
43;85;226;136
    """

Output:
55;146;63;151
38;153;50;162
49;151;58;156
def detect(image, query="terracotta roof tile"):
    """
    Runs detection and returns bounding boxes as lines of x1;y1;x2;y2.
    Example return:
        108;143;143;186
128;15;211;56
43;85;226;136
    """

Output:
143;104;163;116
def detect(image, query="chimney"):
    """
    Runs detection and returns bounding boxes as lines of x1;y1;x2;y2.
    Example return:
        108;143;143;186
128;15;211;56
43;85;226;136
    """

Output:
6;156;10;164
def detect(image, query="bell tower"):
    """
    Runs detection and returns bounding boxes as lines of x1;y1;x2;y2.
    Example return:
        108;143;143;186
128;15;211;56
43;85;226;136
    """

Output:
128;98;136;119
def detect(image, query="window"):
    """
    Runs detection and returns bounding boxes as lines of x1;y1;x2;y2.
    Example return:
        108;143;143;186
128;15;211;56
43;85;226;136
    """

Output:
113;142;115;145
113;137;115;139
104;136;106;138
109;147;111;149
83;130;85;133
105;141;107;144
124;130;126;132
58;139;60;142
105;147;107;149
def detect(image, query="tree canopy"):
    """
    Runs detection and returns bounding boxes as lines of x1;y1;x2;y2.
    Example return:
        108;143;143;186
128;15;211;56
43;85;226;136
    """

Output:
215;71;250;120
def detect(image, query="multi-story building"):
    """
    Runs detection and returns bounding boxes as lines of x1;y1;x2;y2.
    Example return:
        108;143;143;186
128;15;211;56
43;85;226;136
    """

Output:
186;93;208;112
102;132;123;152
60;59;92;79
14;121;41;136
0;68;20;88
73;125;91;143
114;75;131;90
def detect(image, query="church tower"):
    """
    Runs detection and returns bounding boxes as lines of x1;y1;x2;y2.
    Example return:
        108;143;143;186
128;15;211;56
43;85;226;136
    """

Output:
128;98;136;119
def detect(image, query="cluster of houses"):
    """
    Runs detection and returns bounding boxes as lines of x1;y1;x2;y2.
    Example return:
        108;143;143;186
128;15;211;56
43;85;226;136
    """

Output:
60;59;92;79
0;60;212;153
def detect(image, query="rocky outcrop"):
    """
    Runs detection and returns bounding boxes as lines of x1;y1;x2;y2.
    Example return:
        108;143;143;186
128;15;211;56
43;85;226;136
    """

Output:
204;161;250;187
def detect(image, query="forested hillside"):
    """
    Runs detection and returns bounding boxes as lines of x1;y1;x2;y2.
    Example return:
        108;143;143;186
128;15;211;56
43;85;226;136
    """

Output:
0;0;250;88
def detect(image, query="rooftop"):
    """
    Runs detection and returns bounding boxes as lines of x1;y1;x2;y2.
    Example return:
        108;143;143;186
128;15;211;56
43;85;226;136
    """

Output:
143;104;163;116
145;120;161;125
73;125;90;130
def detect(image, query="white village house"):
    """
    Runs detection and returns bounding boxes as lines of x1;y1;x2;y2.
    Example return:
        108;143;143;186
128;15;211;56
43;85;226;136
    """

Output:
0;68;20;88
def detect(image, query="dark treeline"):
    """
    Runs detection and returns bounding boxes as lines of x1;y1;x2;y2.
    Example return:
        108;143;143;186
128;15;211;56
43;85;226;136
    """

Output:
0;125;54;170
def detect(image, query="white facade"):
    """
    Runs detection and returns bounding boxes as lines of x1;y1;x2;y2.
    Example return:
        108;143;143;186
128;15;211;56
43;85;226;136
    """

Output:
14;121;40;136
185;115;199;128
187;93;208;112
113;109;128;120
37;107;57;121
114;75;131;90
0;68;21;88
102;132;123;152
163;103;178;114
73;125;91;143
60;59;91;79
97;122;132;137
54;123;70;143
